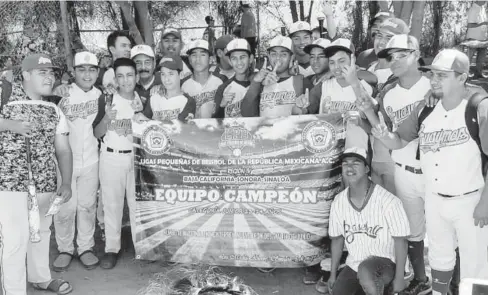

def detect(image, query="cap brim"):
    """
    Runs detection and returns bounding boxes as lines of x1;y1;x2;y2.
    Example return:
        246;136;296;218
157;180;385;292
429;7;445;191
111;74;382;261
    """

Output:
225;48;251;56
267;45;293;53
25;64;60;71
418;65;457;73
324;45;352;57
187;47;210;55
288;30;312;37
341;152;369;167
304;44;325;54
74;64;99;68
162;32;181;39
377;47;411;59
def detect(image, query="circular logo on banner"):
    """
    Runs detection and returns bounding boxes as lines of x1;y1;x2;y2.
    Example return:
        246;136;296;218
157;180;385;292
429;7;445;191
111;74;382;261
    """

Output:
302;121;336;153
219;125;255;157
142;125;172;156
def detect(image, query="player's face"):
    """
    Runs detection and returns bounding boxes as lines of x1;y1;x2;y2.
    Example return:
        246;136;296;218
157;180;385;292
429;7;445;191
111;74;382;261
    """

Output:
133;54;155;80
311;30;321;41
160;67;180;91
328;51;351;79
388;50;417;77
74;65;99;91
374;30;395;54
310;47;329;74
161;35;182;57
111;36;132;59
370;19;383;37
342;156;368;183
229;51;250;75
189;49;210;73
291;31;312;57
429;70;466;98
24;68;55;96
115;65;137;94
268;47;292;74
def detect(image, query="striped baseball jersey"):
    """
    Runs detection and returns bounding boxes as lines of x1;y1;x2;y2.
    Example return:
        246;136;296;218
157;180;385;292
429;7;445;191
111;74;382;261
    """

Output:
329;184;410;272
379;76;430;168
396;99;488;195
143;92;196;122
58;83;101;169
102;92;143;151
308;78;373;114
181;74;226;118
213;78;252;118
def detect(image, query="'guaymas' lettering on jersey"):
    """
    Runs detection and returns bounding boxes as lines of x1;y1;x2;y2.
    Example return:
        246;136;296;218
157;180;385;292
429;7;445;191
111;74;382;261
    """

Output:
59;99;98;121
260;91;296;111
193;90;217;108
154;109;181;121
419;125;470;153
321;99;358;114
343;221;383;244
225;102;242;118
108;119;132;136
386;102;417;130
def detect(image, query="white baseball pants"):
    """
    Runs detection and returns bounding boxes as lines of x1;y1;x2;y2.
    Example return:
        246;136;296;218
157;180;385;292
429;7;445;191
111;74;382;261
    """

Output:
425;190;488;280
99;151;137;254
394;165;426;242
54;162;99;254
0;191;53;295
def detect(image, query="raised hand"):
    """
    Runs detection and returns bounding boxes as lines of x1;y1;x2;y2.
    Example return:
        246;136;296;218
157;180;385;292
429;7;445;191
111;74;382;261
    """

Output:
133;112;150;123
263;60;280;86
342;54;359;86
371;112;389;139
220;85;235;107
53;84;71;97
253;58;269;83
424;89;438;107
323;2;334;16
105;103;117;120
104;83;118;95
296;88;310;109
7;120;34;137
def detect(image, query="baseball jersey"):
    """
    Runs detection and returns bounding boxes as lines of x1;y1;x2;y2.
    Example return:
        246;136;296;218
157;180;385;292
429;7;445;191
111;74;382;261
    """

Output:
212;66;235;80
135;76;159;106
467;3;488;41
143;92;196;122
58;83;101;169
181;74;226;118
298;62;315;77
329;184;410;272
396;99;488;195
0;83;69;193
367;61;392;91
213;78;252;118
101;92;143;151
308;78;373;114
380;76;430;168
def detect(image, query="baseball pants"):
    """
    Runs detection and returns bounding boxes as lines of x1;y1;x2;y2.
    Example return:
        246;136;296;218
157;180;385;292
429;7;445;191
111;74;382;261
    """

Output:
425;190;488;282
99;151;137;254
394;165;426;242
54;162;99;255
0;191;54;295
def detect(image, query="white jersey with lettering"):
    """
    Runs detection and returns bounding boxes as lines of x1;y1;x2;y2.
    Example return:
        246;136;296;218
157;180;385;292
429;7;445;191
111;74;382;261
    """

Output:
214;78;252;118
319;78;373;114
58;83;101;168
329;184;410;272
260;76;297;118
143;92;196;122
381;76;430;168
102;92;143;151
181;74;225;118
368;62;392;90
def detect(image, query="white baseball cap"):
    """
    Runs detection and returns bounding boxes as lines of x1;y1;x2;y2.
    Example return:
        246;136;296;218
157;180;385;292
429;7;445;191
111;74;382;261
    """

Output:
187;39;210;55
304;38;332;54
130;44;155;59
225;38;252;56
419;49;470;74
323;38;355;57
74;51;98;67
377;34;419;58
268;35;293;52
289;21;312;37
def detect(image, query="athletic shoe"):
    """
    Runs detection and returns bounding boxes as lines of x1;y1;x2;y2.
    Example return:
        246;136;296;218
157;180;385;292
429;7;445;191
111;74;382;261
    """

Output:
257;267;276;273
303;266;321;284
399;277;432;295
404;270;414;281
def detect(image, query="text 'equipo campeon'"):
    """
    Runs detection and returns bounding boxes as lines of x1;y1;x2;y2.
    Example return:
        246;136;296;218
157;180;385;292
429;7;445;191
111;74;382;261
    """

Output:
154;188;318;205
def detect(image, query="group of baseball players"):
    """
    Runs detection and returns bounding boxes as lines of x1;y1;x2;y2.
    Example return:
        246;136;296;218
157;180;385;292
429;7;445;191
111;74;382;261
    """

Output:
1;3;488;295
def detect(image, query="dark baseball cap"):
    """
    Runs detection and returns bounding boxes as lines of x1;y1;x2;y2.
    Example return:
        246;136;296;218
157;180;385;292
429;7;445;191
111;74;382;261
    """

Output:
21;53;59;72
162;28;181;39
369;11;394;28
159;55;183;71
215;35;235;50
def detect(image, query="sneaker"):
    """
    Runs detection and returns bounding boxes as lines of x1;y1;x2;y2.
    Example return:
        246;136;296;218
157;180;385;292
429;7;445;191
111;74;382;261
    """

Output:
404;270;414;281
303;266;321;284
256;267;276;273
315;276;329;294
399;277;432;295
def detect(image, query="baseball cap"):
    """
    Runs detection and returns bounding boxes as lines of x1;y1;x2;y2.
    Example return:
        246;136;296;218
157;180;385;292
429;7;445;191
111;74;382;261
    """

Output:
225;38;252;56
341;124;371;168
267;35;293;52
323;38;355;57
289;21;312;37
304;38;332;54
377;34;419;58
162;28;181;39
215;35;235;51
74;51;98;67
419;49;470;74
369;11;394;28
130;44;155;59
187;39;210;55
378;18;410;35
21;53;59;72
159;55;183;72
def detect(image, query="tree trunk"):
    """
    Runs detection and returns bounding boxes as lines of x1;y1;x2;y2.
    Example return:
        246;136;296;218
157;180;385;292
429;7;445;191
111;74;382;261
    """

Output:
352;0;364;53
298;0;305;21
117;1;144;44
432;1;444;56
59;0;73;72
366;1;379;47
289;0;299;23
306;1;314;23
120;6;129;31
399;0;414;26
133;1;154;46
410;1;426;41
392;1;403;18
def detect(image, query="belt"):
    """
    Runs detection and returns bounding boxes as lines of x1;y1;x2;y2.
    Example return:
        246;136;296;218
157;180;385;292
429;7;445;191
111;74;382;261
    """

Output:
106;147;132;154
395;163;422;174
438;189;479;198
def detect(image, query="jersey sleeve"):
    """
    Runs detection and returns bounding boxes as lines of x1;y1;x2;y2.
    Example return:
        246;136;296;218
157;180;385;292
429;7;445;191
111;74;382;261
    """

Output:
477;99;488;155
142;95;154;119
241;81;262;117
328;197;343;238
213;80;232;118
395;101;424;142
178;95;196;121
307;82;323;114
92;94;107;129
55;106;70;135
383;194;410;237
